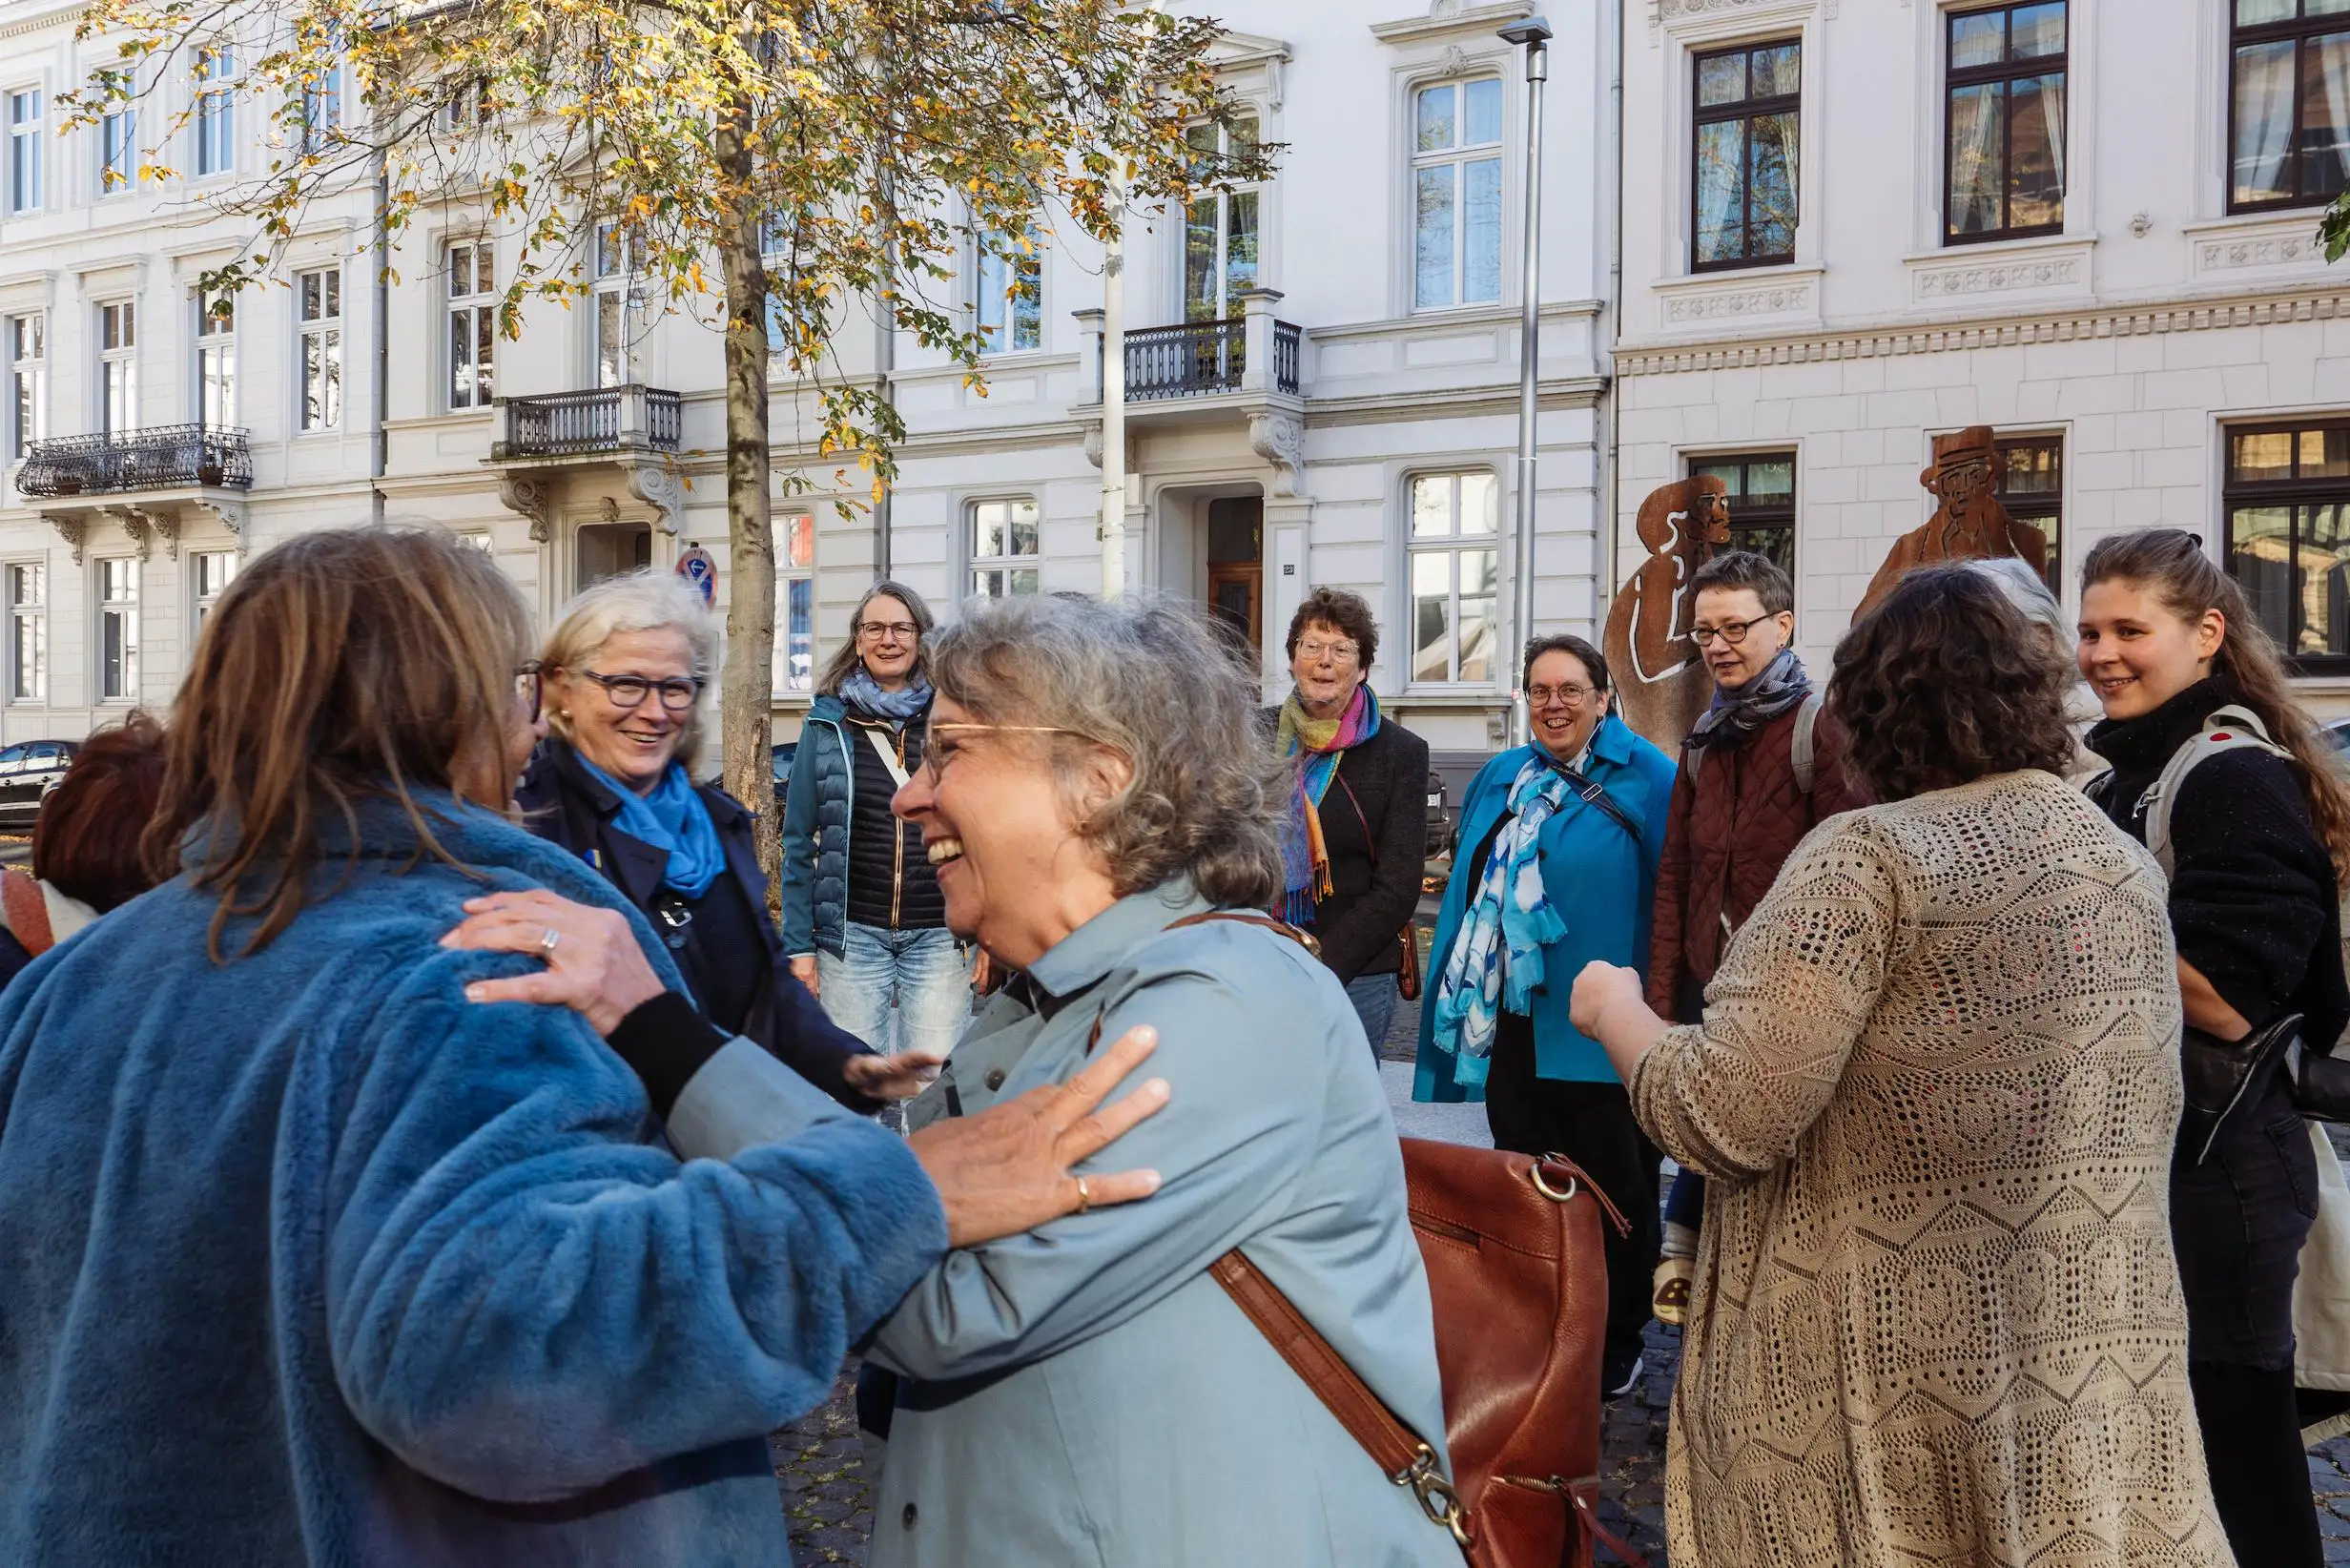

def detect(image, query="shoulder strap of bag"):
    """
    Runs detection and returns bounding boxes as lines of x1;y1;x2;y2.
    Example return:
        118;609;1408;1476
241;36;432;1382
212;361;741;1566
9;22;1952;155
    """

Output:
1791;690;1824;795
2142;704;2292;879
3;868;53;957
1553;762;1642;842
860;725;913;791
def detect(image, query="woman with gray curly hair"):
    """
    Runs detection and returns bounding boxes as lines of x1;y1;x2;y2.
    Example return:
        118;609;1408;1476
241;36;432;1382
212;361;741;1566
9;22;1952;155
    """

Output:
851;591;1457;1567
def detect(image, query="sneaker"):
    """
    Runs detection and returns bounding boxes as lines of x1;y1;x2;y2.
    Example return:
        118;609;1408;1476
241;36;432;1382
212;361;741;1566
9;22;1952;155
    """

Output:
1652;1258;1693;1328
1601;1355;1644;1401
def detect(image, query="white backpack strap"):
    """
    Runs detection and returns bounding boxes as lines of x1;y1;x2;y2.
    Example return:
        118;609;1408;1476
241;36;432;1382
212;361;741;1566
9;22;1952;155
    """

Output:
1791;691;1824;796
2142;706;2291;879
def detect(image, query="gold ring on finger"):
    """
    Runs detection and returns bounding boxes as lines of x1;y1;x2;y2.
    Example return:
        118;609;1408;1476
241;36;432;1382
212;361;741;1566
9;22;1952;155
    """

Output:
1074;1175;1091;1216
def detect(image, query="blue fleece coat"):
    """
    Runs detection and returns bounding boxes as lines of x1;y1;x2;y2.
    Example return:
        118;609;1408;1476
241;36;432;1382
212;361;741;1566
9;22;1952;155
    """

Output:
1412;714;1676;1094
0;790;946;1567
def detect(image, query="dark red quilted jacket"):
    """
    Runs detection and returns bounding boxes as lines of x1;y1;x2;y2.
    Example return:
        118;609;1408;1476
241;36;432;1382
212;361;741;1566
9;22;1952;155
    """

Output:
1644;705;1869;1020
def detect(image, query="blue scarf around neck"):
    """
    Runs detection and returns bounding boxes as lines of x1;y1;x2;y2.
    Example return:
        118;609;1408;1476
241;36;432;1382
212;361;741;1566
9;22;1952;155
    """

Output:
1686;646;1812;752
573;751;727;898
840;668;933;729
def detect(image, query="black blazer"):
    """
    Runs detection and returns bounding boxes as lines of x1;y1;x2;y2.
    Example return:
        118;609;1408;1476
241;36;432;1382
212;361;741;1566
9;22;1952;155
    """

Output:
1265;709;1432;983
516;738;878;1111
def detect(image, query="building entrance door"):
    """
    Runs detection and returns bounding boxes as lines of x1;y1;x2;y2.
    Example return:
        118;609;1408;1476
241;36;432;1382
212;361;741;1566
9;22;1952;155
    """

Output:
1206;495;1263;648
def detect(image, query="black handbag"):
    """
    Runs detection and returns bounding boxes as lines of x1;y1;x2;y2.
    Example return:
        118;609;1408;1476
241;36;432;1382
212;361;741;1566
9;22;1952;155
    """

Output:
2180;1012;2302;1165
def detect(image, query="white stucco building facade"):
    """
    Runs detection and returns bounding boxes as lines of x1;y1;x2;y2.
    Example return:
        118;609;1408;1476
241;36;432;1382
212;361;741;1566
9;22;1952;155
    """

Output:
0;0;1620;766
1617;0;2350;712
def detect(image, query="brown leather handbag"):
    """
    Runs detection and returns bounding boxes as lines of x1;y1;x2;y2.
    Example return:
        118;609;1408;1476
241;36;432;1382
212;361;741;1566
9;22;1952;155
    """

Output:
1214;1141;1642;1568
1137;914;1650;1566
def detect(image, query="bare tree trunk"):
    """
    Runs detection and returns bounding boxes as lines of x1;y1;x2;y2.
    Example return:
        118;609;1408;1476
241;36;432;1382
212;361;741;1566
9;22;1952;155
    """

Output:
714;92;781;894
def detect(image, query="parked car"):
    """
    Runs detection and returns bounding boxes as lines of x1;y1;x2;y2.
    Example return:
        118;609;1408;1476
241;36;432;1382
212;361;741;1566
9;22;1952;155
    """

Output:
771;740;798;813
0;740;79;831
2327;718;2350;753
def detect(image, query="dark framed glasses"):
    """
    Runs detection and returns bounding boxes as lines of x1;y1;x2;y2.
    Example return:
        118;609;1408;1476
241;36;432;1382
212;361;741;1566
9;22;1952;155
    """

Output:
580;669;705;712
514;660;545;723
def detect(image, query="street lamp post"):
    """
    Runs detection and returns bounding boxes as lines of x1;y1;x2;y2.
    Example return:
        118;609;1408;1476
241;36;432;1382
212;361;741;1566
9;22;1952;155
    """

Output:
1498;16;1551;750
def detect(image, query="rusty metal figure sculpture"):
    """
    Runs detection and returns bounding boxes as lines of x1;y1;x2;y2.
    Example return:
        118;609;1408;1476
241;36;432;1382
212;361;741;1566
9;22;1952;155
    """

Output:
1855;425;2046;621
1602;474;1733;752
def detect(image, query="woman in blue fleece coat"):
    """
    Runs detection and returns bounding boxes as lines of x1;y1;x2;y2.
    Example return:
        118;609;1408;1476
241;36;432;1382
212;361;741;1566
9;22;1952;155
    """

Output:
0;526;1161;1568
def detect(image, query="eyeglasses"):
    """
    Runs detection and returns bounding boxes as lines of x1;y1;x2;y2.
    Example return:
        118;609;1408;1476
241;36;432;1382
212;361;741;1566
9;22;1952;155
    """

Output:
579;669;705;712
1295;638;1359;663
1526;683;1598;708
858;620;920;641
1689;614;1781;649
514;660;545;723
917;720;1082;788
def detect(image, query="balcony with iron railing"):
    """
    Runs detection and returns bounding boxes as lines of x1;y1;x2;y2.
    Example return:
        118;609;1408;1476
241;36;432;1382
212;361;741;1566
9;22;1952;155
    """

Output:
1120;316;1303;401
492;384;683;460
14;425;254;498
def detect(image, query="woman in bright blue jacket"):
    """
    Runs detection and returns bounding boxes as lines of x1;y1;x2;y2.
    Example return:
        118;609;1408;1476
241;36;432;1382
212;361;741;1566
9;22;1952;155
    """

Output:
1413;631;1676;1398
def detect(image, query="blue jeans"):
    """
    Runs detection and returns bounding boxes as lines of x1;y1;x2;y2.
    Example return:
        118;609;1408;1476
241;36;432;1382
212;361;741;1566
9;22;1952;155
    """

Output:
1345;972;1399;1060
816;923;970;1060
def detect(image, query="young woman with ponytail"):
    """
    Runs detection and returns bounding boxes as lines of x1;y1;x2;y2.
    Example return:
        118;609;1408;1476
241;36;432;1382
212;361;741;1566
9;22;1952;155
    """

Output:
2078;526;2350;1568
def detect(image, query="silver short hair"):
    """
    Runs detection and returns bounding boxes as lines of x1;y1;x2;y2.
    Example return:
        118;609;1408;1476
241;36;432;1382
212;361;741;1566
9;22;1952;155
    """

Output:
541;569;722;760
925;593;1286;909
1963;556;2069;647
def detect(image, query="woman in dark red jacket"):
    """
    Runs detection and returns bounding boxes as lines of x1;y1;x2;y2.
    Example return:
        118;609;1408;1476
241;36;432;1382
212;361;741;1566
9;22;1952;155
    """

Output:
1645;551;1867;1319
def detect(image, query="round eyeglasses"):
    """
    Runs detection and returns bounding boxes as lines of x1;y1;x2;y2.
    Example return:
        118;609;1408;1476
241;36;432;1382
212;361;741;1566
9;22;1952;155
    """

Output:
580;670;705;712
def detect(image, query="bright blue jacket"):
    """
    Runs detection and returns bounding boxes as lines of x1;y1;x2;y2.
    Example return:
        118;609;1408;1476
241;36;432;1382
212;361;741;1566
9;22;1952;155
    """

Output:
1413;713;1677;1095
0;791;945;1566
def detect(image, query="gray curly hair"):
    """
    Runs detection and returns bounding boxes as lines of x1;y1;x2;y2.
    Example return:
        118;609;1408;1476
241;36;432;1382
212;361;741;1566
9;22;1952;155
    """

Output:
925;593;1287;909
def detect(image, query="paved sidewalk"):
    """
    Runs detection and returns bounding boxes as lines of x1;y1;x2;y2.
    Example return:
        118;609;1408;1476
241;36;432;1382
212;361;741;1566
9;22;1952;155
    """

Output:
771;994;2350;1564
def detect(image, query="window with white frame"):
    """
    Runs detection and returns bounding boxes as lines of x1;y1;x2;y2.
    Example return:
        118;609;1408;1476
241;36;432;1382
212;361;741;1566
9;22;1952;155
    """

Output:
975;225;1041;354
196;290;234;428
593;221;644;388
443;74;489;130
298;268;340;431
7;314;43;462
97;557;137;701
1411;77;1504;311
98;300;136;434
300;48;341;156
1184;115;1261;321
969;498;1040;597
99;108;135;196
1407;471;1499;684
6;563;42;703
772;510;814;694
191;548;236;629
447;241;494;409
8;89;42;214
195;49;236;178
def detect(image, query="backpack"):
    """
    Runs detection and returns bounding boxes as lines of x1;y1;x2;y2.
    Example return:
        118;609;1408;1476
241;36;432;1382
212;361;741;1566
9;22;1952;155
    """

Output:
1684;690;1824;794
2112;703;2293;878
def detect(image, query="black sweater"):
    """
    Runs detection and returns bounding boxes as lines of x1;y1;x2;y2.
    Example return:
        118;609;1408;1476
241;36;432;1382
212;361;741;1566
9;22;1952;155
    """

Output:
2086;677;2349;1048
1267;711;1432;983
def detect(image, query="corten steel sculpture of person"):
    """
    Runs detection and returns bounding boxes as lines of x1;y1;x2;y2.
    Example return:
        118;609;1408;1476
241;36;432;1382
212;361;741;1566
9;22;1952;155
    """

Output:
1602;472;1733;752
780;581;971;1063
520;569;933;1108
2078;527;2350;1568
1575;566;2232;1568
0;525;1167;1567
1854;424;2048;619
1268;586;1429;1056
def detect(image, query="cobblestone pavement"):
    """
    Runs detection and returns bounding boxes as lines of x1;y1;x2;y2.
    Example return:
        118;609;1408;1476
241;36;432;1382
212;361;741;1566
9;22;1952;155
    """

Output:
769;995;2350;1565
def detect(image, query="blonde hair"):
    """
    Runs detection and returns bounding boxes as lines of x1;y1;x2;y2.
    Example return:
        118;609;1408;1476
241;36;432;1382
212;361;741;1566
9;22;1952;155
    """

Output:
541;569;721;762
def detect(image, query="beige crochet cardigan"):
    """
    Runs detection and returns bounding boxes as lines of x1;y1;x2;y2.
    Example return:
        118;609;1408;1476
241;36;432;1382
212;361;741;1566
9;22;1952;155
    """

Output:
1630;770;2233;1568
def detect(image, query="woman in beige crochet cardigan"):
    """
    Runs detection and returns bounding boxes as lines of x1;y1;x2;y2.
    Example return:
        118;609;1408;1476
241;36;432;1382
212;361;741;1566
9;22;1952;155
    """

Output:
1573;566;2232;1568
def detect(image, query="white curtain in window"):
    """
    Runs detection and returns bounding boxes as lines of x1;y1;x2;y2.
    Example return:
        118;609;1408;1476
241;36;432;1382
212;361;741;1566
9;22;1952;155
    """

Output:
2319;36;2350;193
2040;75;2066;205
1948;84;2002;232
2236;43;2296;202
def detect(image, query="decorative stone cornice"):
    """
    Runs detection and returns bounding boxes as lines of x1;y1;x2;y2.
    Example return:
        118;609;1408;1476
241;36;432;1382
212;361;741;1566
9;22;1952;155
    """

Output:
1371;1;1535;46
1616;289;2350;377
1646;0;1833;44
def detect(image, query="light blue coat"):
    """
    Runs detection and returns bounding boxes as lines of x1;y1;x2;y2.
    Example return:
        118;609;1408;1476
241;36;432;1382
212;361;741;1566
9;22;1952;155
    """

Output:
1413;713;1676;1095
678;877;1459;1568
0;792;945;1567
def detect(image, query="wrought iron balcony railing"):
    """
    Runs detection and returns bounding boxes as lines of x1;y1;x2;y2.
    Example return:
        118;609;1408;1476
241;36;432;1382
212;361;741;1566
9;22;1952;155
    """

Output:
14;425;254;498
500;385;683;458
1122;318;1302;402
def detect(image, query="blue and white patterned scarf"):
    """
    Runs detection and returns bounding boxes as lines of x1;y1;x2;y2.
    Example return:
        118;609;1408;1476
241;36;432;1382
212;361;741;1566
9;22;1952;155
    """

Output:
840;668;933;729
1430;755;1572;1082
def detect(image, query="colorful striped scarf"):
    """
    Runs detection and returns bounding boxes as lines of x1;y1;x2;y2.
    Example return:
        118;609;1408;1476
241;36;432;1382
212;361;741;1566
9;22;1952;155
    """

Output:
1275;683;1380;926
1430;755;1571;1079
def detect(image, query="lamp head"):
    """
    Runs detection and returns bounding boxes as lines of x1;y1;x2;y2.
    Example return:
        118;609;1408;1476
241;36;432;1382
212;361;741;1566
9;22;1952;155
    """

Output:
1497;17;1554;45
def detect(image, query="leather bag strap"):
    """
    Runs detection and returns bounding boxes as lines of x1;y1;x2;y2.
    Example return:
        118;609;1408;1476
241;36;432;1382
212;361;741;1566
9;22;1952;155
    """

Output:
3;869;52;956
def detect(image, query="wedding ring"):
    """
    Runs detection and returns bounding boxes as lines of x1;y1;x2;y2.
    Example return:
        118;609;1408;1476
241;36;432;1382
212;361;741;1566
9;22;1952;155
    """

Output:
540;927;561;957
1074;1176;1091;1216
